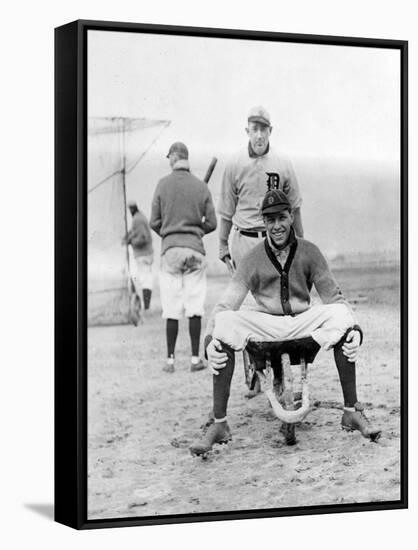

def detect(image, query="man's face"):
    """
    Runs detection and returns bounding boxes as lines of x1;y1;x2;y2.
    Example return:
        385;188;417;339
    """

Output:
263;210;294;248
246;121;272;156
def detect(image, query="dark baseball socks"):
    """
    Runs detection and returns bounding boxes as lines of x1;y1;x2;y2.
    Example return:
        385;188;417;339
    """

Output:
212;342;235;421
142;288;152;310
166;318;179;365
166;316;202;366
333;338;358;408
189;315;201;365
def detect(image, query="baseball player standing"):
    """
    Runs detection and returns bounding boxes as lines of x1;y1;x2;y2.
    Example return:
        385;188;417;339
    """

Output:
150;142;217;373
218;105;303;270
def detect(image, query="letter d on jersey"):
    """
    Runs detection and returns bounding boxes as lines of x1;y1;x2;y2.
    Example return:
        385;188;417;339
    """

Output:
266;172;280;191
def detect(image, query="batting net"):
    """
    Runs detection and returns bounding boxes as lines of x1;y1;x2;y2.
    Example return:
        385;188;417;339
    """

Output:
88;117;170;326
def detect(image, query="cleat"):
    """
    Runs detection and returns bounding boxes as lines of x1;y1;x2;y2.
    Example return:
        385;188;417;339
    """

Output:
190;359;206;372
162;362;175;374
190;421;232;456
341;402;381;442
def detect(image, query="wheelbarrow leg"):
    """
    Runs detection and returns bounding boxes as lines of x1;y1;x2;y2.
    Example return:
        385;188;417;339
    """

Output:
129;292;142;326
280;353;297;445
243;349;261;398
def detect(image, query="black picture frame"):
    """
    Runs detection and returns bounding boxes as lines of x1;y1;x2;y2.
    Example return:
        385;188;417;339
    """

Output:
55;19;408;530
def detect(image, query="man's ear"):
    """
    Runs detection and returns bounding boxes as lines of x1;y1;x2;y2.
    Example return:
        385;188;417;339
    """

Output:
245;127;249;136
269;126;273;136
289;210;294;223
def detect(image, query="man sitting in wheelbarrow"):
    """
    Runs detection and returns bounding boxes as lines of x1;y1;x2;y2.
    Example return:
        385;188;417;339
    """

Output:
190;187;381;456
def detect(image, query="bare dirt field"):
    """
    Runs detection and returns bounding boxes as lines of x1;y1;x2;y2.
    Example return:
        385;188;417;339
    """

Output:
88;264;401;519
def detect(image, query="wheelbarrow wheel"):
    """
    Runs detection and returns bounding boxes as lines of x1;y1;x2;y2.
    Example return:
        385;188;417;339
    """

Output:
128;292;142;326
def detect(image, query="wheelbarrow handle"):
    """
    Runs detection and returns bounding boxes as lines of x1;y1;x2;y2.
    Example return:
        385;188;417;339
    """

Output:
265;381;311;424
225;255;235;276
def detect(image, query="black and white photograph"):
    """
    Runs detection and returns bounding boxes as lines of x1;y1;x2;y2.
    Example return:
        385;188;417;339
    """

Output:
83;23;405;523
4;0;418;545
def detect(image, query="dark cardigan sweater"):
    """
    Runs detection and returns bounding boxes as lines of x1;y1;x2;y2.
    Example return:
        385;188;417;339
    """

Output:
205;236;348;336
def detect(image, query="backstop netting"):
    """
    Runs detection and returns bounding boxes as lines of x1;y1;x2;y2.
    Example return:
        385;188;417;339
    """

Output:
88;117;170;326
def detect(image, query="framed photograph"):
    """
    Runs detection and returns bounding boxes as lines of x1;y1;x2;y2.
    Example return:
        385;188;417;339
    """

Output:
55;19;408;529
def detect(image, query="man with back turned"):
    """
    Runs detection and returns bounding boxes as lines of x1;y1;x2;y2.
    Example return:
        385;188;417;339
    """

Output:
150;142;217;373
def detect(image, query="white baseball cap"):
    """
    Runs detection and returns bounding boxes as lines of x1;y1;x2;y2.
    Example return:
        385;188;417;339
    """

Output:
248;105;271;126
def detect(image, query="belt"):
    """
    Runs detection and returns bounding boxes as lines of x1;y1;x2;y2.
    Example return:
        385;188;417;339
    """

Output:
239;229;266;238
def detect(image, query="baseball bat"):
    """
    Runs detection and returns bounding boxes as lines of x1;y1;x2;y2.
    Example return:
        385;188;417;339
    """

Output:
203;156;218;184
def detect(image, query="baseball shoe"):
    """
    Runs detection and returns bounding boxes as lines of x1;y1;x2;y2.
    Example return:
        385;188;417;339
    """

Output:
162;362;175;374
341;403;381;441
190;421;232;457
190;359;206;372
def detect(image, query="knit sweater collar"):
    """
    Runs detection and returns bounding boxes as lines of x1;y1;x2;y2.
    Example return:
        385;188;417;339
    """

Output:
172;159;190;171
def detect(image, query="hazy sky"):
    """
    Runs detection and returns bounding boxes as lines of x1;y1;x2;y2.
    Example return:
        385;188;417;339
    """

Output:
88;30;400;162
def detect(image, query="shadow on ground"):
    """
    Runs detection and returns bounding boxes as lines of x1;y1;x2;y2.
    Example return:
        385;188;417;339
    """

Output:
24;503;54;520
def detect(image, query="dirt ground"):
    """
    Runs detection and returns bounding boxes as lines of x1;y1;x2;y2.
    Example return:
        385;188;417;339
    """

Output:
87;265;401;519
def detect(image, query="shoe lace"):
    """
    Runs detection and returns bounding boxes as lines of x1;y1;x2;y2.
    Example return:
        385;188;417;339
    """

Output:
355;404;371;423
360;410;370;423
200;417;214;434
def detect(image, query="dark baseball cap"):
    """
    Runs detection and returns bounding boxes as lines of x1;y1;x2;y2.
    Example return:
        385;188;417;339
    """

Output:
261;189;291;215
166;141;189;159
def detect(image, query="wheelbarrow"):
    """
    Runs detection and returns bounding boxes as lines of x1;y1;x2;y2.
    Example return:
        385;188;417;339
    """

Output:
245;337;321;445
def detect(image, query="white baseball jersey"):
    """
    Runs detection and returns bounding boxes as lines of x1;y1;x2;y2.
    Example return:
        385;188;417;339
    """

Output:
218;146;302;231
